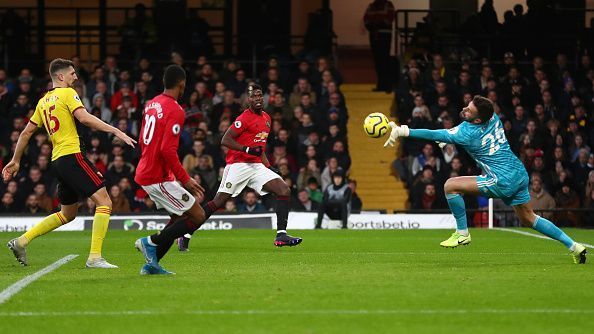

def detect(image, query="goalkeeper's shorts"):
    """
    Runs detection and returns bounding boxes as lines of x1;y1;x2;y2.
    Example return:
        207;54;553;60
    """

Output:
476;174;530;206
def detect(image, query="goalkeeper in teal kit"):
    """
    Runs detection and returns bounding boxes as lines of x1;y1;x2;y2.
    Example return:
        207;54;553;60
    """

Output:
384;95;587;264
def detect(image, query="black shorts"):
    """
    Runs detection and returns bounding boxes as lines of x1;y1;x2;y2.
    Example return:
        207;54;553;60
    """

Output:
52;152;106;205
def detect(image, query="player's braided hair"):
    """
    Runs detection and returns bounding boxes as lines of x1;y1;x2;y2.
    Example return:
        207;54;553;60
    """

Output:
49;58;74;78
246;83;262;97
472;95;495;124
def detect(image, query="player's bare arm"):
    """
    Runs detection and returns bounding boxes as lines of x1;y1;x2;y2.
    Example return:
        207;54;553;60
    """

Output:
2;122;38;182
261;151;271;167
221;127;262;156
73;107;137;148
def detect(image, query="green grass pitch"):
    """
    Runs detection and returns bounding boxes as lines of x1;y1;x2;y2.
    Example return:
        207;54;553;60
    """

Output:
1;229;593;333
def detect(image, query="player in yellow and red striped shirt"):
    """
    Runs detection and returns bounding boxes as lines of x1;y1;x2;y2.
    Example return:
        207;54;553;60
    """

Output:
3;58;136;268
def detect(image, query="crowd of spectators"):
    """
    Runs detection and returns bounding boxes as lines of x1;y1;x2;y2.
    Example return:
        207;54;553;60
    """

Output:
394;51;594;227
0;53;359;215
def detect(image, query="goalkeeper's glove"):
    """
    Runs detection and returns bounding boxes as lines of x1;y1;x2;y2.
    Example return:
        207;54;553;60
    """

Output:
383;122;410;147
436;141;447;148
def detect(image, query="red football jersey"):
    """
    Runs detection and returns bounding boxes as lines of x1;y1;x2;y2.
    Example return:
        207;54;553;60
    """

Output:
134;93;191;186
226;108;271;164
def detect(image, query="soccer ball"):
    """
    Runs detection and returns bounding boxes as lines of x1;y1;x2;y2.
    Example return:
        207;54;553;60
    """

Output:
363;112;390;138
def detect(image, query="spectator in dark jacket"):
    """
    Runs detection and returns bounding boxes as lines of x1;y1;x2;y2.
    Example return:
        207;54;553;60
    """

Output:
316;169;351;229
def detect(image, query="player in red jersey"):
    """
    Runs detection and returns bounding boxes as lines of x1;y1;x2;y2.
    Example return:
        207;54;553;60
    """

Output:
182;84;302;249
133;65;206;275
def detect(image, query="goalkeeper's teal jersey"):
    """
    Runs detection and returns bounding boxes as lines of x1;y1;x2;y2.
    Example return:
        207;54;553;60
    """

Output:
409;114;528;197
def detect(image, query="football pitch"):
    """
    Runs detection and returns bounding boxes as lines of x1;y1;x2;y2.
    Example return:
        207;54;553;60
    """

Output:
1;229;593;334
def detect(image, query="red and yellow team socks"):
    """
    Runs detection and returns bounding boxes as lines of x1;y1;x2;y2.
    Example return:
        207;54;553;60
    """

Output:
19;212;68;247
89;206;111;259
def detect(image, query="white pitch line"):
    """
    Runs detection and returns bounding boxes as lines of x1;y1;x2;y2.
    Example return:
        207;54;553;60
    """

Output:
0;308;593;317
493;228;594;249
0;254;78;304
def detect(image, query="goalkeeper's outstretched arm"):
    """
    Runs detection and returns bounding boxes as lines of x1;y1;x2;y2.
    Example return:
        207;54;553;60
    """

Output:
409;129;455;143
384;122;457;147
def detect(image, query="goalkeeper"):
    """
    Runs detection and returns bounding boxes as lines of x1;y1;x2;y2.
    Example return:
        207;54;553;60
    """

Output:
384;95;587;264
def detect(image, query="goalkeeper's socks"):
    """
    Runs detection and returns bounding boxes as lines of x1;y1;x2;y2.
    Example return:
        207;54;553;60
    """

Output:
532;215;574;249
446;194;468;234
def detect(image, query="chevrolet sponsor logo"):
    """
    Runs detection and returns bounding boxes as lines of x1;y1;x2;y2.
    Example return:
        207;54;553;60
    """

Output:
254;132;268;143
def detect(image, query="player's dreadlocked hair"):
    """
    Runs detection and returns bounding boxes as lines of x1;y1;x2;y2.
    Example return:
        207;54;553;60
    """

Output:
246;83;262;97
472;95;494;124
163;64;186;89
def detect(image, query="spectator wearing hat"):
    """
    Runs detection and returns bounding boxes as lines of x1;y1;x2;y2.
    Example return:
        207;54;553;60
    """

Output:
529;175;556;219
316;169;351;229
